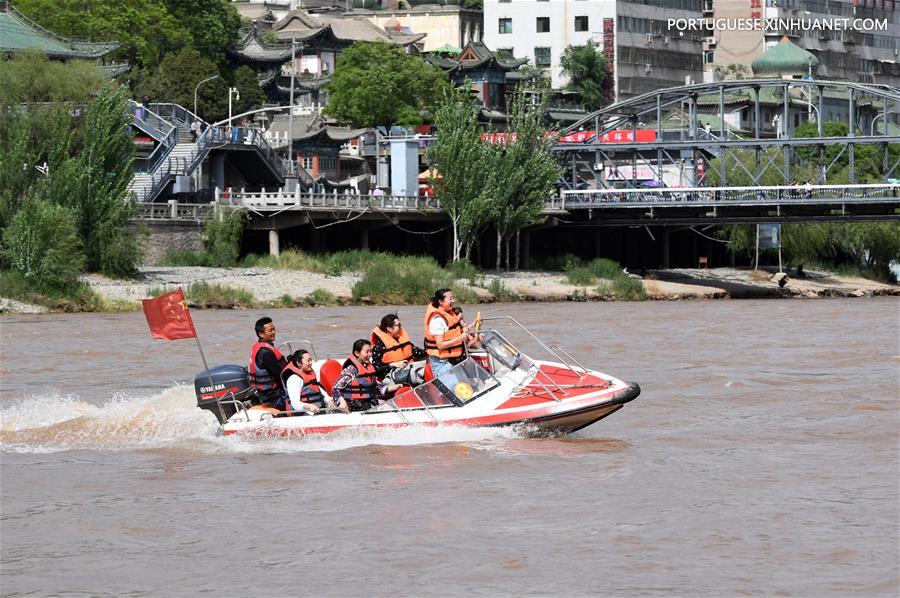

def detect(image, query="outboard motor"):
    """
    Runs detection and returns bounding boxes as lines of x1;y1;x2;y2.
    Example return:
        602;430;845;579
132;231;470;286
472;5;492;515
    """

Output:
194;365;255;424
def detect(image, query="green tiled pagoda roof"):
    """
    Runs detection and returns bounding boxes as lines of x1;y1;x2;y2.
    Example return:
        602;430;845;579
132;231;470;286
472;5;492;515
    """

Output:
751;36;818;76
0;2;118;58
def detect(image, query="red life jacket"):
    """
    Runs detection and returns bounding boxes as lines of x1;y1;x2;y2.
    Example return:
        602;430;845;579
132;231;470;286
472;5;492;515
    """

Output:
339;354;378;403
280;361;326;413
423;304;464;360
370;326;414;364
249;341;285;395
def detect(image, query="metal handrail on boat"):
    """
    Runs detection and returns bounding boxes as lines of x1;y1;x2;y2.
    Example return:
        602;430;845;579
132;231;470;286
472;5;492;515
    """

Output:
278;339;318;360
478;317;571;397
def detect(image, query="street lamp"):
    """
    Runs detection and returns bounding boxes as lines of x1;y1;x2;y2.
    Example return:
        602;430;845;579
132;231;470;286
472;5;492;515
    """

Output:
194;74;219;119
227;87;240;127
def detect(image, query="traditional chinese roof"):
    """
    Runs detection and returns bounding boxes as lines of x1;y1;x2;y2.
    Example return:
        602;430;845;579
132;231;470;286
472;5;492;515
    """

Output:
0;1;119;59
751;36;819;77
427;41;528;73
268;113;371;142
271;10;425;45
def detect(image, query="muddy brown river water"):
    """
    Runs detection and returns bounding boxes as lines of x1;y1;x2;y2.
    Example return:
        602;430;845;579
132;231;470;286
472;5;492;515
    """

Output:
1;299;898;596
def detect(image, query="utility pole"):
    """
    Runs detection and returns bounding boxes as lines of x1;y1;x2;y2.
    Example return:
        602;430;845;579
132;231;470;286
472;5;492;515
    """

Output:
287;37;299;167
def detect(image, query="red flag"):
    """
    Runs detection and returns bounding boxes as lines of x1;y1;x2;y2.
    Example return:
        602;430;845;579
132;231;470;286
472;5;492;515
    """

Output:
141;289;197;340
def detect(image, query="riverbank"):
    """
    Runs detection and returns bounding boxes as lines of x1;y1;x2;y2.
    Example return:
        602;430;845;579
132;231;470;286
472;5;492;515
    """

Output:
1;265;896;314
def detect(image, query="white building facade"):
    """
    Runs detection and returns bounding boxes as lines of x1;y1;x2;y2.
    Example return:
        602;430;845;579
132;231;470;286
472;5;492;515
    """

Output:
484;0;704;100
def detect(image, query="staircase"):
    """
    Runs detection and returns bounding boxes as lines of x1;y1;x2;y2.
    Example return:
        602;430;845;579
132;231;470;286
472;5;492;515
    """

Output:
129;103;298;203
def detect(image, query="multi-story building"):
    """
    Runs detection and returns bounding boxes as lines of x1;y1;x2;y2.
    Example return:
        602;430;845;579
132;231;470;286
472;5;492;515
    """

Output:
705;0;900;86
349;3;484;52
483;0;704;100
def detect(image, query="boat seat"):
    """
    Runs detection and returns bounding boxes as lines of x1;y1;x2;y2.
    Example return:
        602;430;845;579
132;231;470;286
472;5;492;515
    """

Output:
318;359;343;395
391;386;424;408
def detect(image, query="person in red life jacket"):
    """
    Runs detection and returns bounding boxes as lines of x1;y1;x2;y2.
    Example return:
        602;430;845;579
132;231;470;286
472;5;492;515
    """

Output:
423;288;473;379
371;313;427;385
330;339;400;412
249;316;288;409
280;349;342;415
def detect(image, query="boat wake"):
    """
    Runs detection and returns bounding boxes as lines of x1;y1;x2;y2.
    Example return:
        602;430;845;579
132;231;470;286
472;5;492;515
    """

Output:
0;386;527;454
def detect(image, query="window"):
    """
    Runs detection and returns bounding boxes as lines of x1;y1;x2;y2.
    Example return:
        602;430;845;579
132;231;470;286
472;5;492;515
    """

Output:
499;18;512;34
536;17;550;33
574;15;589;31
534;47;551;67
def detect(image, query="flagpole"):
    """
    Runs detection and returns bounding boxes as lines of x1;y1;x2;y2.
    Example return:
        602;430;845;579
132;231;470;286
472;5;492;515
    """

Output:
192;325;216;391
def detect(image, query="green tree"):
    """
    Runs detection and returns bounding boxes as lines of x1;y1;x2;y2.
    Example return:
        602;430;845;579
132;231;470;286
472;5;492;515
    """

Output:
483;91;562;270
48;84;140;276
428;87;493;261
15;0;189;70
2;196;84;290
136;48;228;121
163;0;242;66
0;51;107;105
325;41;450;129
559;42;609;112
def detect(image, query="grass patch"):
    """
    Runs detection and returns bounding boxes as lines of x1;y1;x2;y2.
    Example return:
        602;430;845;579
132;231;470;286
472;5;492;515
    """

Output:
447;259;481;284
487;278;518;302
185;282;255;309
159;249;217;267
352;254;478;305
0;270;115;312
561;257;647;301
565;265;597;285
302;288;339;306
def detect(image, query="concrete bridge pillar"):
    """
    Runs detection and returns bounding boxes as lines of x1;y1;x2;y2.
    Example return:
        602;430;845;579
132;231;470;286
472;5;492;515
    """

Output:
211;154;225;190
268;229;280;257
360;228;369;251
661;227;670;269
520;229;531;269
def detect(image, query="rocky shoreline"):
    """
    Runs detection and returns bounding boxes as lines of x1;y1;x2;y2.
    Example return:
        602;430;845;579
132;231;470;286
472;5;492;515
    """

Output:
2;265;897;315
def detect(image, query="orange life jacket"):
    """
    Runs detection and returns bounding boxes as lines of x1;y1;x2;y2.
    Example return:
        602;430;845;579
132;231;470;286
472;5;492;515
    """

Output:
423;303;464;360
370;326;414;364
249;341;285;395
280;361;326;413
339;354;378;403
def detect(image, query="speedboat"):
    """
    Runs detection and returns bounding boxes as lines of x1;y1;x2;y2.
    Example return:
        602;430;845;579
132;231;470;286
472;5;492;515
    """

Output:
194;317;640;437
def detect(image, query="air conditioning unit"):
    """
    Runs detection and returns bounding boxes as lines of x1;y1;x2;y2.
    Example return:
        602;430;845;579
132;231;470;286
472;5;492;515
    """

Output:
645;33;653;45
664;35;671;45
645;63;653;73
704;36;716;45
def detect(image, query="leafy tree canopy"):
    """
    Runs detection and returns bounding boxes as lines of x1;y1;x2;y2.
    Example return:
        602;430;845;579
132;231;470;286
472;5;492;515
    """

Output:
15;0;240;70
0;51;107;104
325;41;451;129
15;0;189;69
163;0;242;66
135;48;228;120
559;42;609;112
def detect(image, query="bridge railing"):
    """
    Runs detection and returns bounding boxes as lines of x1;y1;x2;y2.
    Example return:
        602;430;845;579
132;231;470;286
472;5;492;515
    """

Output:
557;183;900;209
133;201;215;222
216;188;441;210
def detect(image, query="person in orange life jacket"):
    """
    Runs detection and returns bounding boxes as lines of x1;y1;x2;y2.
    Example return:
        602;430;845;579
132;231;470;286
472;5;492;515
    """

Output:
330;339;400;412
249;316;288;408
371;313;427;385
423;288;473;378
280;349;342;415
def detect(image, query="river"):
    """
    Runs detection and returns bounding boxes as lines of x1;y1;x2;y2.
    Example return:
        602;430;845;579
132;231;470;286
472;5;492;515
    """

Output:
1;299;898;596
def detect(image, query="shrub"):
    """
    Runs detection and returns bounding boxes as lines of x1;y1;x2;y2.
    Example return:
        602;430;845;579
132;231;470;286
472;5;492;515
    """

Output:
203;208;246;267
565;265;596;285
352;254;478;305
612;276;647;300
2;198;84;290
242;250;326;272
0;269;107;312
585;258;623;280
304;288;338;306
487;278;518;302
186;282;255;308
447;259;481;283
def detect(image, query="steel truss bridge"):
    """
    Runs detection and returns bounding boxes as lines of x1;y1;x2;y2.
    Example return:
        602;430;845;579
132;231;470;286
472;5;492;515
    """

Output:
551;79;900;224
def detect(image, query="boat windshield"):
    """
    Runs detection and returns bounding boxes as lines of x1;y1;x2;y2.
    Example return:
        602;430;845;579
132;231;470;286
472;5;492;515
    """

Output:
371;357;499;411
477;330;537;373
